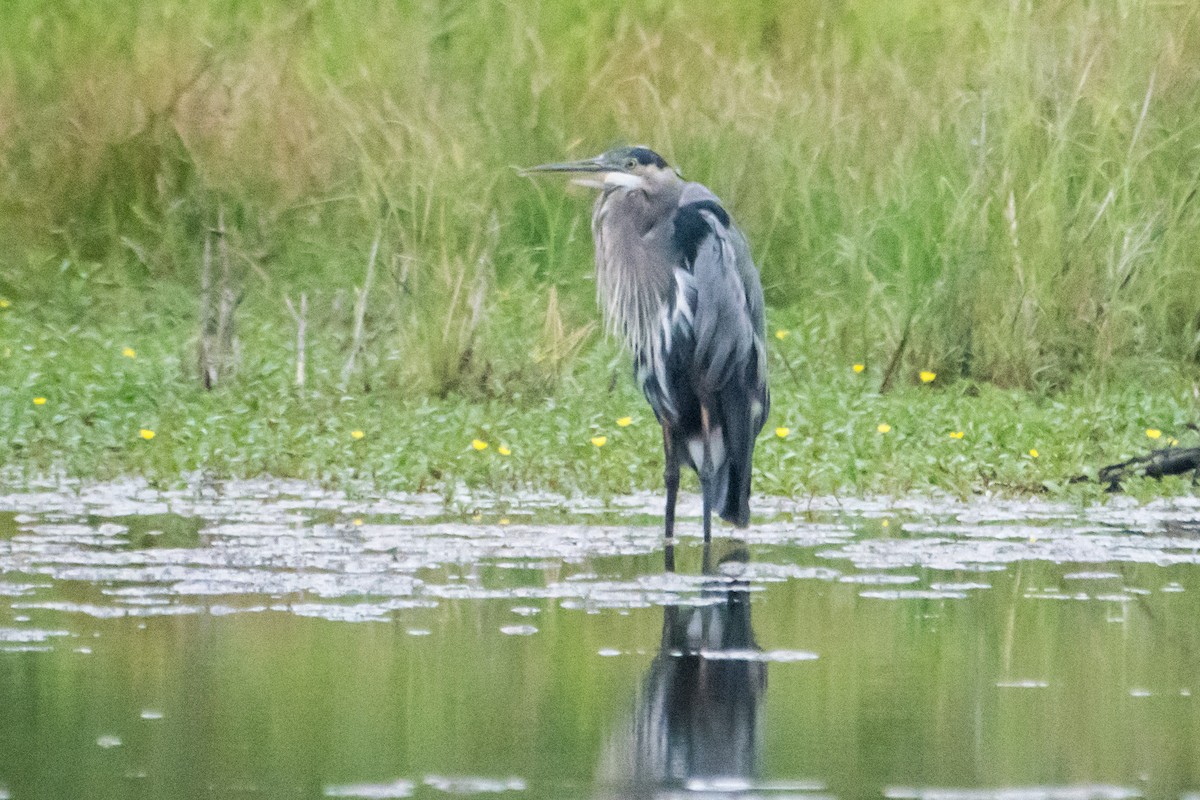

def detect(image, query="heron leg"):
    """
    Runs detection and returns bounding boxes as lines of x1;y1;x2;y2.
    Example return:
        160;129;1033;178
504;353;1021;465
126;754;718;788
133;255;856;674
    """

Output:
700;405;713;543
662;424;679;541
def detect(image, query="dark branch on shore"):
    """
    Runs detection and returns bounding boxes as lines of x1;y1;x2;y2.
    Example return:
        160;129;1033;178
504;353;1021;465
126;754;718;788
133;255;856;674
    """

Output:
1074;446;1200;491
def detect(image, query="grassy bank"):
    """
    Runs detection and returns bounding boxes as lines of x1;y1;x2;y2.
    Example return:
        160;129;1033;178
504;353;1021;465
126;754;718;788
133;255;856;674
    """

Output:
1;300;1197;501
3;1;1200;386
1;1;1199;497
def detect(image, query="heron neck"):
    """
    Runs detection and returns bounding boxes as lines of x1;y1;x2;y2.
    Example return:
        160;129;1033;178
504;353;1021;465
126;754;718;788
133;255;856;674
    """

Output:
592;184;681;358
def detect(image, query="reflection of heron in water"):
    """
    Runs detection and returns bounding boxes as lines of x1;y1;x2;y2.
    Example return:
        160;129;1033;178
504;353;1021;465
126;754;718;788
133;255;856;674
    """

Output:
596;541;766;798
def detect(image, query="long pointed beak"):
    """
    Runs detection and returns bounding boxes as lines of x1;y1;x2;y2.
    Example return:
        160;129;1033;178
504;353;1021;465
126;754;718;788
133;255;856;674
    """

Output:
518;157;607;177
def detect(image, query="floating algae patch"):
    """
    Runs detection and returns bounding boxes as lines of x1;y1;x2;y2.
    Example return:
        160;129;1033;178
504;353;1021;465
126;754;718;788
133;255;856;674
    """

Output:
0;477;1198;621
0;513;20;541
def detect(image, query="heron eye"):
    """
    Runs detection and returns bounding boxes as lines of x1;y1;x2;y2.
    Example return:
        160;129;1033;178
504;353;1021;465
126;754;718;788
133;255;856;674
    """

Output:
624;157;639;170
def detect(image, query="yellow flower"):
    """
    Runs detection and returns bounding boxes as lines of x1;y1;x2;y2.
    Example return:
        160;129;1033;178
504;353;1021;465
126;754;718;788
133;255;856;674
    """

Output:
139;429;156;440
351;430;365;440
32;396;46;406
498;445;512;456
1028;448;1039;458
775;427;790;438
0;299;10;308
591;436;607;448
1169;437;1180;446
121;347;137;359
775;329;790;340
881;519;890;528
616;416;633;427
949;431;964;439
499;517;511;525
352;518;363;526
919;370;936;384
471;439;488;451
852;363;865;373
877;423;891;434
1145;428;1162;440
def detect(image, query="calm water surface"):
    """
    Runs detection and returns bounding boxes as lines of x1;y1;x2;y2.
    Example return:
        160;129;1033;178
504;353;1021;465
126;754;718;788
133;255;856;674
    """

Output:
0;480;1198;799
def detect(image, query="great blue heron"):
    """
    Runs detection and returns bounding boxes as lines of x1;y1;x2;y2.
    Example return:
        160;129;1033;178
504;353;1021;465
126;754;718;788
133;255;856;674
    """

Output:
524;146;769;541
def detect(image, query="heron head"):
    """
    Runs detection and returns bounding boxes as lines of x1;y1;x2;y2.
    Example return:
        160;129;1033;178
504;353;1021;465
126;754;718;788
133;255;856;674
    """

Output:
521;146;679;191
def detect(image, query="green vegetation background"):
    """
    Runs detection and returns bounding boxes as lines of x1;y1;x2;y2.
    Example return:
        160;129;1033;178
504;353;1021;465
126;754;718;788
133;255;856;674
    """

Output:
1;0;1198;498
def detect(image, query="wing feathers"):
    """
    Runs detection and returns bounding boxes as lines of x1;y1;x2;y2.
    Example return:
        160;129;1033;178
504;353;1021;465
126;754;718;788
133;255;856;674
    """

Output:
669;190;769;526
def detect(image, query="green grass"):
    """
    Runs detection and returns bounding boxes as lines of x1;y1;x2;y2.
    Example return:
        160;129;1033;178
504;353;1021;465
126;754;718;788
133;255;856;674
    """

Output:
1;0;1199;496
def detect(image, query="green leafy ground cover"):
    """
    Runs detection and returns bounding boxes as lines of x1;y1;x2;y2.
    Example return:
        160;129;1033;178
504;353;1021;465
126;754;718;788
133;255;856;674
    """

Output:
1;300;1196;502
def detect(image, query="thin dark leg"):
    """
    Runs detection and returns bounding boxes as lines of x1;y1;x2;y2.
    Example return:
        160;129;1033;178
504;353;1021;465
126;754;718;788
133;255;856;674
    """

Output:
662;425;679;540
665;470;679;539
700;405;713;543
663;542;675;573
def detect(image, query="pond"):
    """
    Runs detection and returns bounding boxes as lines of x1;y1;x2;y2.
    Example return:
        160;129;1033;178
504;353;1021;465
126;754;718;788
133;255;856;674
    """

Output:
0;479;1198;799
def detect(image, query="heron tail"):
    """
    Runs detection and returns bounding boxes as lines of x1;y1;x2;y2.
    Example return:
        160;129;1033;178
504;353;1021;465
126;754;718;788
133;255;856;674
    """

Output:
717;457;752;527
712;387;755;528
